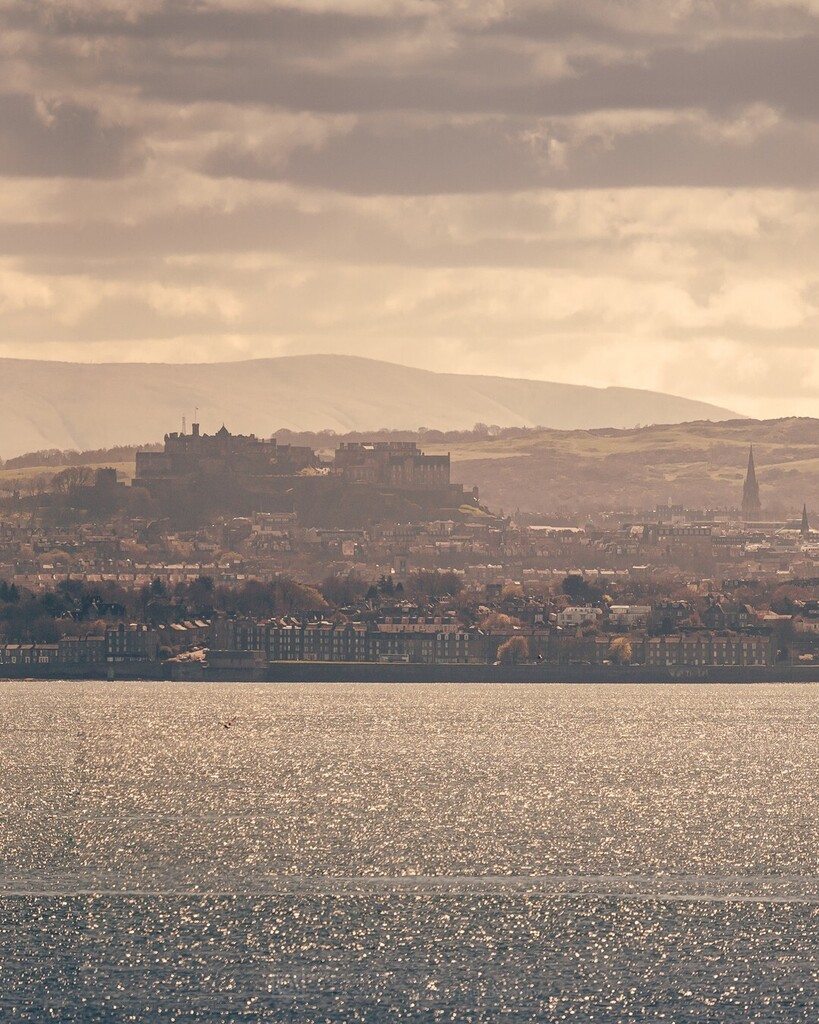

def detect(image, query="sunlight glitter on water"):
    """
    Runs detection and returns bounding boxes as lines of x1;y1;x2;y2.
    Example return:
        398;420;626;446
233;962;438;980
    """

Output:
1;682;817;1021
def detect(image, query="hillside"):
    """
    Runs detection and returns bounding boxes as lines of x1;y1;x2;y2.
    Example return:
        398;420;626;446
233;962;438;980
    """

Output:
0;355;736;459
4;418;819;517
429;418;819;516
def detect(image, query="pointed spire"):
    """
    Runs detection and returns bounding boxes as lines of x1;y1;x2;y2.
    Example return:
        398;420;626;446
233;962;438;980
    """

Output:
742;445;761;521
746;445;757;484
801;504;810;537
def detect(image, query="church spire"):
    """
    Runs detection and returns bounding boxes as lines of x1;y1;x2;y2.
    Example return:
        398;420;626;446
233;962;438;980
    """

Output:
801;504;810;538
742;445;761;521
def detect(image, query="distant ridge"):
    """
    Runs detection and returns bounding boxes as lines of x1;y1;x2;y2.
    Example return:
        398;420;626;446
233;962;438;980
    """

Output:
0;355;738;459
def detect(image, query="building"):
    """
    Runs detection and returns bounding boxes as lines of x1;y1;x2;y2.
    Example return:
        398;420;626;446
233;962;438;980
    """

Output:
333;442;451;492
0;643;59;668
135;423;317;484
134;428;473;523
645;633;772;668
556;606;604;628
742;447;762;521
608;605;652;628
105;624;159;663
59;635;106;665
211;615;486;665
650;600;693;631
0;629;157;669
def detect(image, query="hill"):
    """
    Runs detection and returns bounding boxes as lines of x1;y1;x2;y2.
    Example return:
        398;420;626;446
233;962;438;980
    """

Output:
426;418;819;516
4;418;819;518
0;355;736;459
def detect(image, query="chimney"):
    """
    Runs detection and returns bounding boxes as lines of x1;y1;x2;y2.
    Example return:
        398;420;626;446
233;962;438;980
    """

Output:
192;423;200;437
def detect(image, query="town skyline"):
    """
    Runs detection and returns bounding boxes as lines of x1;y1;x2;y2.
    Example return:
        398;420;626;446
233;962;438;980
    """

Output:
0;420;816;682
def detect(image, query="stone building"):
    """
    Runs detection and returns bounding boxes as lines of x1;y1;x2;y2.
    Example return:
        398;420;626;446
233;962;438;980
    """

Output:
742;446;762;521
333;441;451;491
135;423;316;483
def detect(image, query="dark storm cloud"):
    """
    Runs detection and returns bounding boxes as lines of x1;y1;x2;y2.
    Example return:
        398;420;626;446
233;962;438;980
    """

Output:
0;94;141;178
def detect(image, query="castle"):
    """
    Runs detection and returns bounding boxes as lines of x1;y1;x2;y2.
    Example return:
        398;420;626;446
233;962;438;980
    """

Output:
133;425;473;523
135;423;317;481
333;441;451;491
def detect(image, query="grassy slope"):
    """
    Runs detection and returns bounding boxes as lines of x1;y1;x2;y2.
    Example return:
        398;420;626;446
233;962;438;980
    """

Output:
5;417;819;515
0;461;135;492
426;418;819;514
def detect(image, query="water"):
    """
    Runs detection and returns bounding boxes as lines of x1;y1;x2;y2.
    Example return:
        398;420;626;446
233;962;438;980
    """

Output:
1;682;817;1021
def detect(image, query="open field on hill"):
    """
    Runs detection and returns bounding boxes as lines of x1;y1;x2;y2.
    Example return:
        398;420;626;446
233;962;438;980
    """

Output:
425;418;819;515
0;462;135;494
3;417;819;516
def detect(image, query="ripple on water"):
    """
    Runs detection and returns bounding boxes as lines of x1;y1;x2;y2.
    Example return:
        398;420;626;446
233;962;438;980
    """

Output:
0;681;817;1021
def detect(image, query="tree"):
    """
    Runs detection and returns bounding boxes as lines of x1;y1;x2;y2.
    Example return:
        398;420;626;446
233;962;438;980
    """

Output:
497;635;529;665
479;611;521;629
561;575;602;605
377;575;395;596
406;570;463;601
321;572;367;607
608;636;633;665
277;578;328;614
187;575;215;616
52;466;94;496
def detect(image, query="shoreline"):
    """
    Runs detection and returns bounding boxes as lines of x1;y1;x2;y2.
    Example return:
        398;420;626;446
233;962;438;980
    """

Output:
1;662;819;684
262;662;819;684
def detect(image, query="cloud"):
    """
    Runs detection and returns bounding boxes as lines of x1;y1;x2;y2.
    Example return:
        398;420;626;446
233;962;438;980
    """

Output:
54;12;818;124
204;111;819;193
0;0;818;419
35;3;424;46
205;120;544;194
0;93;142;178
480;0;819;42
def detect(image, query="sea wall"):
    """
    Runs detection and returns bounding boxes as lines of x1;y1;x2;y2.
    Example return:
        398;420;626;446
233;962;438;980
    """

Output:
3;662;819;683
263;661;819;684
0;663;169;681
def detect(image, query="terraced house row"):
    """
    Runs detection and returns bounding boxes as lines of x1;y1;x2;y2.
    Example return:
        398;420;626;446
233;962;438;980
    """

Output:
210;616;776;668
0;625;159;669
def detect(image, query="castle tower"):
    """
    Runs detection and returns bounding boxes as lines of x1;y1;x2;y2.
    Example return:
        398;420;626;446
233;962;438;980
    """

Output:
741;446;761;521
801;504;810;538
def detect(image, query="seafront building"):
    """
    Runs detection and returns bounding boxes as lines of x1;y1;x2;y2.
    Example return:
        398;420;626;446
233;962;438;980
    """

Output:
0;435;817;676
0;624;159;671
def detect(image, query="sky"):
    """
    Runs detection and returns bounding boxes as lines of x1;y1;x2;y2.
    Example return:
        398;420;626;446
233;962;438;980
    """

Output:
1;0;819;417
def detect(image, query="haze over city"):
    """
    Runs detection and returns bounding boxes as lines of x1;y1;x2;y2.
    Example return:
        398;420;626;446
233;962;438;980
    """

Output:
2;5;819;1023
2;0;819;417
